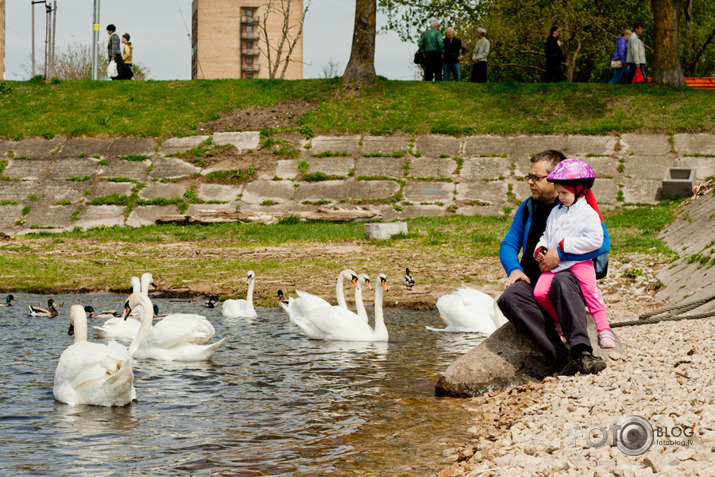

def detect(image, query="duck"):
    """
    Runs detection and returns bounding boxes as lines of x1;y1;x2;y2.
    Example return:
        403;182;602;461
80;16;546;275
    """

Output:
287;274;390;342
222;271;257;318
429;287;508;334
204;295;219;308
84;306;119;319
53;304;136;406
276;290;289;306
122;292;225;361
29;298;59;318
403;268;415;289
0;294;16;306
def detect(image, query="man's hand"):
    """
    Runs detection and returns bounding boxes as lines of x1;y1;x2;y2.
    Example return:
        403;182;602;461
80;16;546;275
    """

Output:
505;270;530;288
539;248;561;272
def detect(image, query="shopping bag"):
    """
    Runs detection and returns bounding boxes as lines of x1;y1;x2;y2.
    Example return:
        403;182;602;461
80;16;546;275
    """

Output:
107;60;118;78
633;67;645;84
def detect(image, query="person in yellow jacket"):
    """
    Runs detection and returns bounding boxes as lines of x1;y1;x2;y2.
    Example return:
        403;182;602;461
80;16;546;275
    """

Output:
121;33;134;79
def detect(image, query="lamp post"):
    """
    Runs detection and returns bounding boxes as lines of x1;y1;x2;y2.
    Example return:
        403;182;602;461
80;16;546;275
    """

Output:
91;0;100;80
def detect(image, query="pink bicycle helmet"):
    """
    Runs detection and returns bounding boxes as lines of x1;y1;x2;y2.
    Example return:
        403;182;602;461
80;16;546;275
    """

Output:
547;158;596;199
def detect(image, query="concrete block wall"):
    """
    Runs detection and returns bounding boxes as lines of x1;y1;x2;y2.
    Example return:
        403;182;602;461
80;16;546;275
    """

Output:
0;133;713;234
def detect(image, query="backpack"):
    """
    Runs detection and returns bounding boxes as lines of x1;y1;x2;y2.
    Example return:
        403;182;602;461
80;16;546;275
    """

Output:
522;198;609;279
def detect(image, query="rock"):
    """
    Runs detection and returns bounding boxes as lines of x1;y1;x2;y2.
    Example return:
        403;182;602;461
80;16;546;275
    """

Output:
364;221;407;240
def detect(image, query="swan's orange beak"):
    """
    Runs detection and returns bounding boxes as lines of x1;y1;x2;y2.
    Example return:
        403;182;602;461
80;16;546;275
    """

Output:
381;279;389;291
351;276;359;288
123;302;132;321
364;279;373;290
67;323;74;336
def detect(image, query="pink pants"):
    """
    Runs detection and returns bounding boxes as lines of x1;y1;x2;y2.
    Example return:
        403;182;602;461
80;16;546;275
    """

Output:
534;260;610;332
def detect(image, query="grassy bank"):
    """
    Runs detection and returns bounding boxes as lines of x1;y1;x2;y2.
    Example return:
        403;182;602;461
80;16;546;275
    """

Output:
0;202;681;302
0;79;713;139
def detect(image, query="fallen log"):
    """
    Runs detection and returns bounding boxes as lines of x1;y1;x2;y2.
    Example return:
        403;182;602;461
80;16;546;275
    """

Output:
156;206;383;225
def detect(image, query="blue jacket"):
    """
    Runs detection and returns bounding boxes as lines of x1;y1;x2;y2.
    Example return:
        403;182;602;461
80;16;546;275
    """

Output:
499;198;610;278
612;36;628;63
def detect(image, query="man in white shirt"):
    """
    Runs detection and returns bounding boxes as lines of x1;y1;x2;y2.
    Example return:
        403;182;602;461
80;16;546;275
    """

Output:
626;23;646;83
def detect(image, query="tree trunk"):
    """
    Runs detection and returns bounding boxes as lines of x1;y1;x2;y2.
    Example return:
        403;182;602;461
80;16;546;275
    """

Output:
343;0;377;82
650;0;687;86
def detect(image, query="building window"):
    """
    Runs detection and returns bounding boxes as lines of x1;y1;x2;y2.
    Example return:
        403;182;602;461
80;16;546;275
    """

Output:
245;25;253;34
244;8;254;18
245;41;253;50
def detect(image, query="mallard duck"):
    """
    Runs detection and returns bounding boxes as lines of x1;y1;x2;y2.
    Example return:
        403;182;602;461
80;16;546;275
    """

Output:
204;295;219;308
403;268;415;289
83;306;119;319
277;290;289;306
0;294;16;306
29;298;59;318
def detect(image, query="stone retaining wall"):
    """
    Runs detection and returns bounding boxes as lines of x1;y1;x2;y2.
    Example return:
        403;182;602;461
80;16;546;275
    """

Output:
1;132;713;234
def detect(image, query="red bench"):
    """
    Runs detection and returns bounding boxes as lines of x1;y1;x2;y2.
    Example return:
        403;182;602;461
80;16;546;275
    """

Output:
685;77;715;90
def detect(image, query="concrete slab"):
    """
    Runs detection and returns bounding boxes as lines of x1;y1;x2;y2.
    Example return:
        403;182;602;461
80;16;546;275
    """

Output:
148;157;200;179
579;155;620;178
107;137;156;157
360;135;410;155
3;159;51;181
58;138;111;158
0;140;15;156
8;137;62;159
455;182;508;204
675;157;715;178
348;180;401;200
375;205;398;221
620;134;672;156
74;205;127;228
455;204;504;217
511;181;532;202
414;135;462;157
591;179;619;204
459;157;511;181
139;183;187;200
0;205;24;229
566;135;618;156
49;158;99;179
96;159;149;181
26;203;76;228
463;135;514;157
621;155;676;180
400;204;446;218
213;131;260;150
403;181;454;203
241;180;296;204
271;160;299;180
304;157;355;176
673;133;715;156
185;203;237;215
159;136;210;155
512;135;568;160
305;135;361;155
197;183;242;202
409;157;456;178
127;205;180;226
38;180;88;204
621;179;661;204
0;181;39;202
293;181;348;202
90;181;134;198
355;157;406;178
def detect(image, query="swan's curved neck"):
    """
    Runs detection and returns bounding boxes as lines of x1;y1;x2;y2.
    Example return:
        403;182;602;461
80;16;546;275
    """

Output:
246;278;255;314
129;294;154;355
336;272;348;308
140;275;152;295
131;276;141;294
73;313;88;343
355;284;367;321
373;286;387;340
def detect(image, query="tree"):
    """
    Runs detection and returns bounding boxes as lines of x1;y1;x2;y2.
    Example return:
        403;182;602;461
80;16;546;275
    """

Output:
260;0;312;79
343;0;377;82
651;0;687;86
680;0;715;76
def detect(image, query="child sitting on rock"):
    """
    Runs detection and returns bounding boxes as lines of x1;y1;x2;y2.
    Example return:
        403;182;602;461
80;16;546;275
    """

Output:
533;158;615;348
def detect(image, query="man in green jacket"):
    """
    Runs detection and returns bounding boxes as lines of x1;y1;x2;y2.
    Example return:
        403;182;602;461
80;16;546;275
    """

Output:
418;19;444;81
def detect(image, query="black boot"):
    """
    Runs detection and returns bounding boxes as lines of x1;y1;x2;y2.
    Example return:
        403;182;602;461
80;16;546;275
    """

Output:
576;351;607;375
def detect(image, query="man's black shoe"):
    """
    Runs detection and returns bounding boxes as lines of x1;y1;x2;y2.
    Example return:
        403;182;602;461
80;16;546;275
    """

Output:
558;356;580;376
576;351;607;375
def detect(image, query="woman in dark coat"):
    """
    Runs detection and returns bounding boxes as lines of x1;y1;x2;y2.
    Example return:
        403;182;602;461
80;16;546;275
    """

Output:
544;26;565;82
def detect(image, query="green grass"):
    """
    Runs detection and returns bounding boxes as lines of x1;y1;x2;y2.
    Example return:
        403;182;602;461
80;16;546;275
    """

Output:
1;79;713;139
67;175;90;182
118;154;149;162
52;200;72;206
205;168;255;184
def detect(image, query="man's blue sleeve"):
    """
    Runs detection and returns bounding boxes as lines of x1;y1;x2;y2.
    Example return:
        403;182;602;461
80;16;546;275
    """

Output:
558;222;610;261
500;202;527;276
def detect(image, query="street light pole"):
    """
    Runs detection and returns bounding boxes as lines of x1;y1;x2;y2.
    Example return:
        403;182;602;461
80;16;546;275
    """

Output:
91;0;100;80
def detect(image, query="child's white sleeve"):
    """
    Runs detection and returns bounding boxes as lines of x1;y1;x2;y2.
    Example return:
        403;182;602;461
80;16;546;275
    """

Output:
562;209;603;254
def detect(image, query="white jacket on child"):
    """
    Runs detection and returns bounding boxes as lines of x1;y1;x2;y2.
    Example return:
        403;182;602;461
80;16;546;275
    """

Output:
536;197;603;274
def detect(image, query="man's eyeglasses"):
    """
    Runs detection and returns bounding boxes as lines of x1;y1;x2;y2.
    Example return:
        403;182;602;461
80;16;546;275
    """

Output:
524;174;548;182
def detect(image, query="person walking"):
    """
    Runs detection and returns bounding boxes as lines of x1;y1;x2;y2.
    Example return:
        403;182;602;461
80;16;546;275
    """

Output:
544;26;565;83
121;33;134;80
497;150;609;375
470;27;490;83
106;24;126;81
418;19;445;82
443;27;467;82
608;30;631;84
626;23;646;83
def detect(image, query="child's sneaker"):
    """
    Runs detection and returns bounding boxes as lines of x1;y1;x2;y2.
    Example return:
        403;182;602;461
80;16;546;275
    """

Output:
554;321;567;343
598;329;616;348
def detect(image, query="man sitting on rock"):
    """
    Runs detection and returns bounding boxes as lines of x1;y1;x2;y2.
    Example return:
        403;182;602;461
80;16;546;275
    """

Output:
497;150;608;375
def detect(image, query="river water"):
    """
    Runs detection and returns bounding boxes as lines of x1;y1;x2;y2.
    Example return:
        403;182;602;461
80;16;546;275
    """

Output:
0;293;485;476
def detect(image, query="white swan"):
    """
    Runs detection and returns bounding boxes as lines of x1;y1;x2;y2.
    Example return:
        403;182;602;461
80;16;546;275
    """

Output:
53;305;135;406
289;274;390;342
93;276;144;340
123;292;225;361
354;274;372;323
222;271;257;318
429;287;508;334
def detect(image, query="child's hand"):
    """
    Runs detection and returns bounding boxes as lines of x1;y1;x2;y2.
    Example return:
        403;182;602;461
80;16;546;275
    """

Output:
535;246;548;262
